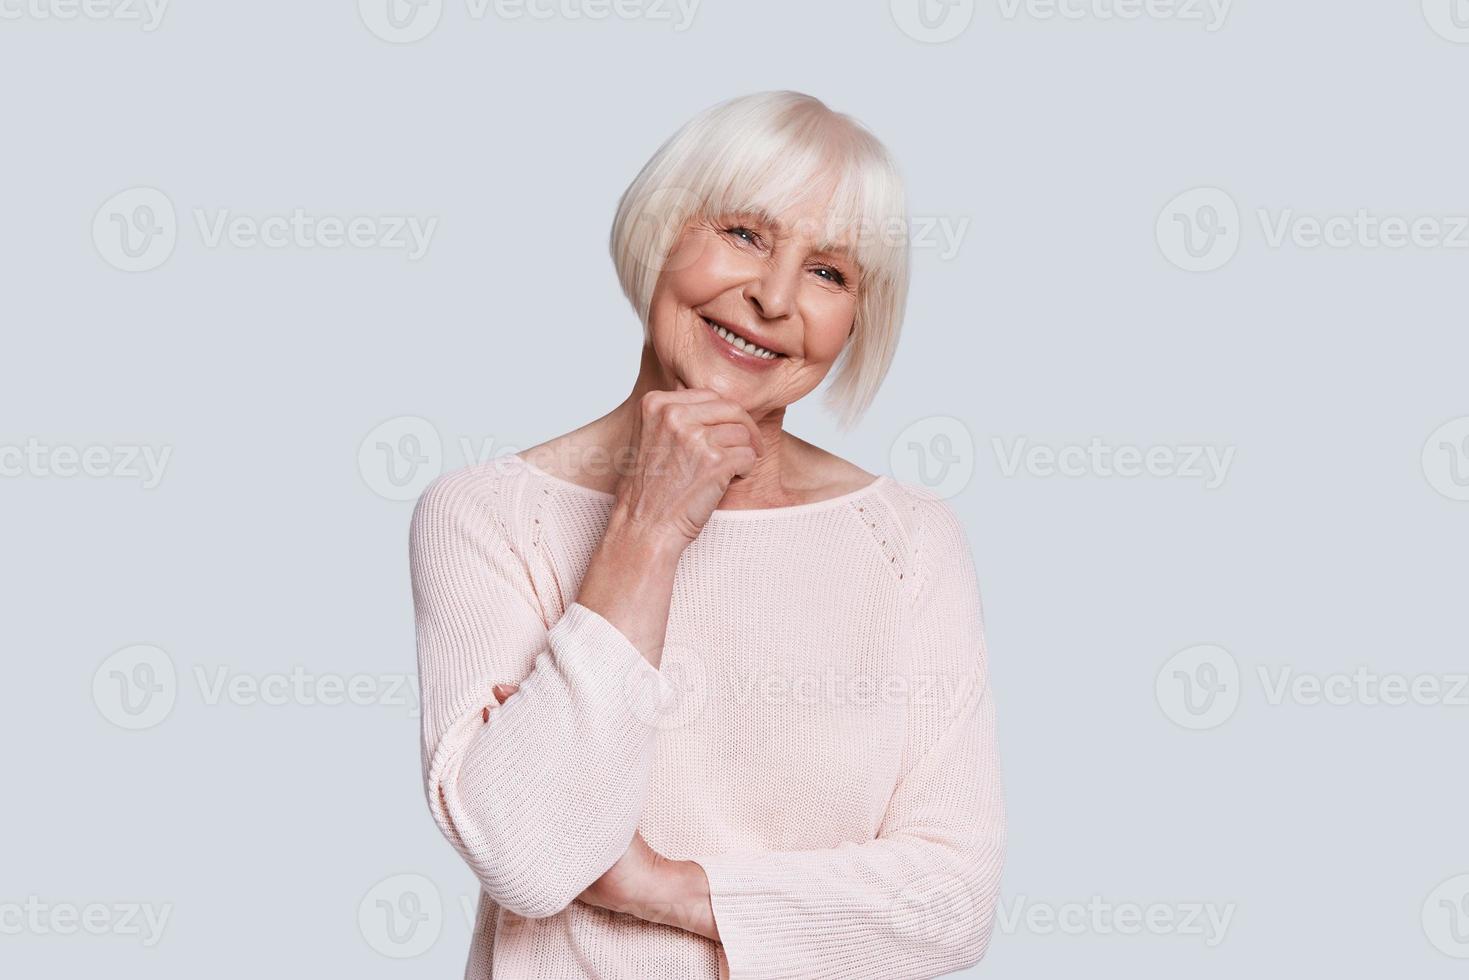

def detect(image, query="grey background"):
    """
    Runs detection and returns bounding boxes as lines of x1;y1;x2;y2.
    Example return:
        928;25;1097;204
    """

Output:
3;1;1466;976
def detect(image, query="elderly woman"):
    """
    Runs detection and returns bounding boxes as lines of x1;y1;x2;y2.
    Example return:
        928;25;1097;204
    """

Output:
410;90;1005;979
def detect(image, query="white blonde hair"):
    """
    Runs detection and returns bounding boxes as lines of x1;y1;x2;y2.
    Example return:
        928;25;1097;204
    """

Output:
609;90;910;431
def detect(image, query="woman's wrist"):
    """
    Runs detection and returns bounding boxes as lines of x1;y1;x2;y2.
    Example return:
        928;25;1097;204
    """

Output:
601;498;689;562
630;854;721;943
576;511;684;666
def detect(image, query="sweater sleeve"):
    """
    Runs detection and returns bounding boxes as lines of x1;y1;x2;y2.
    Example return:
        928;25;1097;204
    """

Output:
690;494;1006;980
410;468;677;919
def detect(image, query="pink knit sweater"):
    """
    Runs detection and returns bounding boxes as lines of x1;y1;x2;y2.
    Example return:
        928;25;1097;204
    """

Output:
410;452;1005;979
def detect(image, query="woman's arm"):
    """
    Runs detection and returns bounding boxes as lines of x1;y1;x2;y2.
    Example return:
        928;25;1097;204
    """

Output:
629;494;1007;979
411;467;683;919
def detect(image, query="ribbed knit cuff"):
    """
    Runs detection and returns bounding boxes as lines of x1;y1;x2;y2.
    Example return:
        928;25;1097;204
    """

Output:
692;851;817;980
550;601;678;725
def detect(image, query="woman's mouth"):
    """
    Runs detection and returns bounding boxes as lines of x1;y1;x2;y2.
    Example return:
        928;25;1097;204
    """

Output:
700;316;787;361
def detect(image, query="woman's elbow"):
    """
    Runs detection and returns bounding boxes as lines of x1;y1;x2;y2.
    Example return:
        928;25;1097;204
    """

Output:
929;849;1004;971
426;783;588;920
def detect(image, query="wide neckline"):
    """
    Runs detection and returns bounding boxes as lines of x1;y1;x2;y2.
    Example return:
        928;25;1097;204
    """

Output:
509;452;890;520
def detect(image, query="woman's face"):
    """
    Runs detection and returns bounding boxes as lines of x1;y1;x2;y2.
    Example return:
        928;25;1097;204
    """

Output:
646;193;861;419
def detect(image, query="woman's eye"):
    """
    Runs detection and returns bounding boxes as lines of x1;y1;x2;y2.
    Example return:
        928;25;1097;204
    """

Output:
725;226;758;245
814;266;847;287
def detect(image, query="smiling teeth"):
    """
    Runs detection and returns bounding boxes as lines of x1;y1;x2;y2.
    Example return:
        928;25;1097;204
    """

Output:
705;318;780;359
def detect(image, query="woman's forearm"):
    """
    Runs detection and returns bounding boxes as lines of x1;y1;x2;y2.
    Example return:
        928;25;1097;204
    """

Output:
575;506;684;669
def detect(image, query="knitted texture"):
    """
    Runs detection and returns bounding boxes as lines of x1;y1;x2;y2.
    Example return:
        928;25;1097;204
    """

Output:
410;452;1006;979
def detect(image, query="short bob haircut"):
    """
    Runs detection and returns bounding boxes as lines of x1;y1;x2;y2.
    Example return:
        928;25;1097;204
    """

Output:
609;90;910;432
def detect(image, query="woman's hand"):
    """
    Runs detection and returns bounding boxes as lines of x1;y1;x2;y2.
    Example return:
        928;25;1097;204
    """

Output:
488;683;665;917
612;389;766;550
572;388;764;663
576;828;663;917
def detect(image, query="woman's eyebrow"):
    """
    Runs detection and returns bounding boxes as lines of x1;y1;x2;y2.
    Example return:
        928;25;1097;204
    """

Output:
735;210;858;260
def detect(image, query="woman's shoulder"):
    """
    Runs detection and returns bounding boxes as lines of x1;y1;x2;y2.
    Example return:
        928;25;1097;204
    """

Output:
410;454;540;546
875;476;975;581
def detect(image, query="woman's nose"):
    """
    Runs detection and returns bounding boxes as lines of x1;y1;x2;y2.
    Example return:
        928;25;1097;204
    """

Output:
744;259;801;321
